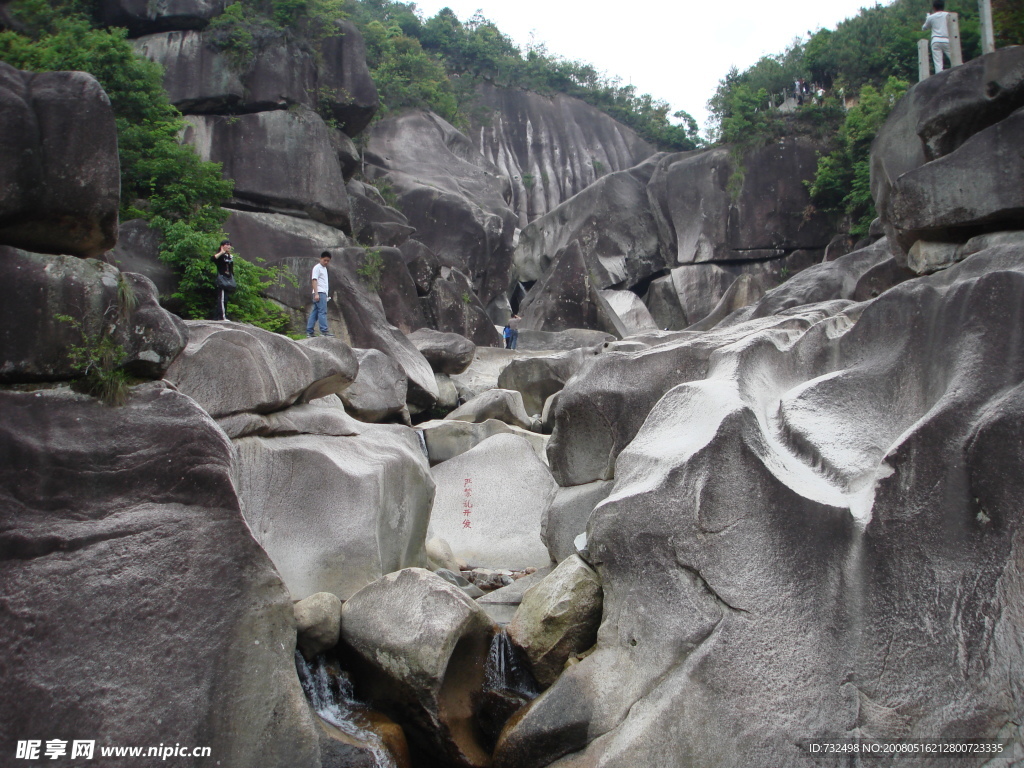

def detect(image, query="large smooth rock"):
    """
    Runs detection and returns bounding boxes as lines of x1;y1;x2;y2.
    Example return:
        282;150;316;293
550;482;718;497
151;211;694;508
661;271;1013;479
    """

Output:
420;266;503;346
183;110;351;230
473;83;656;226
96;0;227;35
0;63;118;257
496;348;595;416
364;110;518;307
514;160;665;288
135;20;378;134
107;218;179;300
646;250;822;330
219;212;440;408
347;179;415;248
506;555;603;689
0;384;319;767
871;47;1024;256
598;290;658;335
541;480;614;563
234;422;433;600
294;592;343;659
519;241;629;338
338;348;408;423
0;249;187;384
216;397;362;440
339;568;497;768
445;388;536;431
495;238;1024;768
887;109;1024;253
408;328;476;375
165;321;358;418
430;434;557;569
418;418;549;466
648;138;832;265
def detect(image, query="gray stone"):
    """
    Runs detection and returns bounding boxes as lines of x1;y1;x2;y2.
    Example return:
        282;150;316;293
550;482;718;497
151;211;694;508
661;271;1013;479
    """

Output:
434;372;460;412
96;0;227;35
408;327;476;374
887;108;1024;254
906;239;964;274
107;219;179;301
0;384;319;768
434;568;485;599
235;422;433;600
417;418;549;466
430;434;557;569
445;388;536;431
519;241;629;338
315;20;380;137
514;159;665;288
0;249;187;384
495;238;1024;768
132;30;244;112
420;266;503;347
165;321;357;418
364;110;517;308
515;328;616;352
183;110;350;230
347;179;415;248
598;290;659;334
425;536;460;572
217;398;362;440
648;139;832;265
506;555;602;689
497;348;595;416
473;83;656;226
0;63;119;257
541;481;614;563
339;568;497;768
338;348;407;423
448;346;520;402
294;592;343;658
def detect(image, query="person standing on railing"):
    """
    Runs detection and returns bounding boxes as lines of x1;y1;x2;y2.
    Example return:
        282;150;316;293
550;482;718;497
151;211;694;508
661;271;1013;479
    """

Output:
923;0;953;72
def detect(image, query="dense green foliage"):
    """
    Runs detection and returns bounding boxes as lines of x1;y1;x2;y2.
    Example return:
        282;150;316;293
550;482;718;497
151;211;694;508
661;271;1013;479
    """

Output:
807;77;908;234
0;0;291;331
993;0;1024;47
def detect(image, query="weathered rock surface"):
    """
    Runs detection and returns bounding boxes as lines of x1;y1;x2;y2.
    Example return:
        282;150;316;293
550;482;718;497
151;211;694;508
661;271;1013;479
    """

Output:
515;328;616;352
347;179;415;247
473;83;656;226
338;348;408;423
339;568;497;768
418;418;549;466
431;434;557;569
96;0;227;36
645;250;822;330
364;110;518;307
598;289;658;335
218;212;439;407
235;422;433;600
294;591;343;658
519;242;628;338
419;266;502;346
506;555;603;688
445;388;536;431
216;398;362;440
496;348;594;416
165;321;358;418
514;160;664;287
408;327;476;374
541;481;614;563
0;384;319;767
496;237;1024;768
648;138;832;265
107;218;179;300
183;110;351;230
0;249;187;383
0;63;119;257
871;47;1024;256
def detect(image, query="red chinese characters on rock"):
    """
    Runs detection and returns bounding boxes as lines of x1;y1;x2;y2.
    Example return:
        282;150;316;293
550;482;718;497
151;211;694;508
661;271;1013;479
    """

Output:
462;478;473;529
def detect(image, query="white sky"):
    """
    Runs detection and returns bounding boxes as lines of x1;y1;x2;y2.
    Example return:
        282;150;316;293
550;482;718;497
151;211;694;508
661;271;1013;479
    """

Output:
411;0;895;136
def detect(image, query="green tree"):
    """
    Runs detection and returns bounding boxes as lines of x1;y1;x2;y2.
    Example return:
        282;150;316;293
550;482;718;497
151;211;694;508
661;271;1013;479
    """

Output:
1;0;290;331
809;77;909;235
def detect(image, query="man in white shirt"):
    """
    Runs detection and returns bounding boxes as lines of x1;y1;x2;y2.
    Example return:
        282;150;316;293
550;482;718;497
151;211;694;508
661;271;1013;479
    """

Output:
306;251;334;337
923;0;953;73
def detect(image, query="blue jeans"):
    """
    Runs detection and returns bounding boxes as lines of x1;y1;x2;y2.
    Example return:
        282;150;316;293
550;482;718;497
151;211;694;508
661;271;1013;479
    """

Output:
307;292;328;335
509;329;519;350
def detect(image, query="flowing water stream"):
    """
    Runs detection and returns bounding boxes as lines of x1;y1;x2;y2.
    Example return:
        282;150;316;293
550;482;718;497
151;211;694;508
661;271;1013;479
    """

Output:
294;651;397;768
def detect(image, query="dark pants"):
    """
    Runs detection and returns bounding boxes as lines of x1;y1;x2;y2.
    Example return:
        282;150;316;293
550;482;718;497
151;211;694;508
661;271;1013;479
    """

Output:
213;288;228;321
509;329;519;350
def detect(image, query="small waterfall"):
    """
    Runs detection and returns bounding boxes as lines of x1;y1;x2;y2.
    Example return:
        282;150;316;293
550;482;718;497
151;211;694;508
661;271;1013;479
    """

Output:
295;652;397;768
484;629;539;698
478;630;540;744
414;429;429;459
